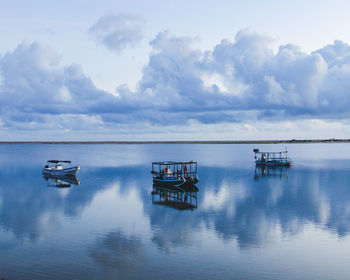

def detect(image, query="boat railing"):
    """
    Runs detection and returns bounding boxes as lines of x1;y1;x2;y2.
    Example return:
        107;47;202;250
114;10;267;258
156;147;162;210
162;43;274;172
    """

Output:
258;157;289;162
152;170;198;180
151;161;198;180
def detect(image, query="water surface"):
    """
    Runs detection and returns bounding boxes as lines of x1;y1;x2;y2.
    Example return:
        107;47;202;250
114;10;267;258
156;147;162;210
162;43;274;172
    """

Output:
0;144;350;279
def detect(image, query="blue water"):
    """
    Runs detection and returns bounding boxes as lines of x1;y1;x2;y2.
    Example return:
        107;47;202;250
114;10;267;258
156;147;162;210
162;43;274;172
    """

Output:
1;144;350;279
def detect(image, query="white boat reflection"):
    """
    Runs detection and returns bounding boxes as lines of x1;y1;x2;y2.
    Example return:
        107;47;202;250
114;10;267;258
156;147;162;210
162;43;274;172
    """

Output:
43;174;80;188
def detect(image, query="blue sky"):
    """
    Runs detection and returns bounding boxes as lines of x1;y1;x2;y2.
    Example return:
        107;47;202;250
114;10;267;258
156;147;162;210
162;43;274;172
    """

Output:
1;0;350;140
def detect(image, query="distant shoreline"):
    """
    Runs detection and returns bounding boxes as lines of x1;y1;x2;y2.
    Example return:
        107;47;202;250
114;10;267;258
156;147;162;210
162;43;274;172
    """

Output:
0;139;349;144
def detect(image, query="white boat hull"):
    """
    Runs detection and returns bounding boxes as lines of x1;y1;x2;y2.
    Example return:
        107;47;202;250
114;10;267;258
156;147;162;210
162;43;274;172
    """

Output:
43;166;80;176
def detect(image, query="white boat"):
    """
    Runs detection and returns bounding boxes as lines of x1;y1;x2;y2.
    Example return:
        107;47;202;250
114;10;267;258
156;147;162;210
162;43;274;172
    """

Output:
42;160;80;176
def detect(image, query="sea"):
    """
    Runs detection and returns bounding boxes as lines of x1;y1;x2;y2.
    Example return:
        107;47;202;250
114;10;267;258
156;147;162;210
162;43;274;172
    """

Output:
0;143;350;279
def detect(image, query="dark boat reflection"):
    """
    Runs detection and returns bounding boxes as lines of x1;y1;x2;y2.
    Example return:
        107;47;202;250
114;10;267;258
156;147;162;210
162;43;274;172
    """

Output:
152;183;198;210
43;174;80;188
254;165;290;180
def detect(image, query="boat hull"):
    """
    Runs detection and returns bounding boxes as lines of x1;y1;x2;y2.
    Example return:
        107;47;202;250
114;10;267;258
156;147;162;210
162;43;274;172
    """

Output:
153;178;185;188
153;177;199;191
42;166;80;176
255;160;292;167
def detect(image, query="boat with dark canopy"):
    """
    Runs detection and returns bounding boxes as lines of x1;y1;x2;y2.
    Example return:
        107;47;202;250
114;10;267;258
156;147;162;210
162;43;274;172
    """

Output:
151;161;199;189
43;160;80;176
254;149;293;167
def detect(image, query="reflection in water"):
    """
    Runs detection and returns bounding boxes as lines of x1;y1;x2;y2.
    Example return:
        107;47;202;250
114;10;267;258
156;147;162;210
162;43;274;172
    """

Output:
146;166;350;251
0;167;126;242
199;167;335;248
254;165;290;180
151;184;198;210
149;184;199;251
3;145;350;279
89;231;144;275
44;174;80;188
2;164;350;248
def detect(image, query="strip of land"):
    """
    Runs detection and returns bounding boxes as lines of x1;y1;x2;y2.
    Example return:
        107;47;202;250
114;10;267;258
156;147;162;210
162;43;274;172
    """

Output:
0;139;349;144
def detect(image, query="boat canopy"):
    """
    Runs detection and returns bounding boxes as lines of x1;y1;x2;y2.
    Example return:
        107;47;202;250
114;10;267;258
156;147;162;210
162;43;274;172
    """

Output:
152;160;197;165
151;161;198;179
254;151;288;157
47;160;71;164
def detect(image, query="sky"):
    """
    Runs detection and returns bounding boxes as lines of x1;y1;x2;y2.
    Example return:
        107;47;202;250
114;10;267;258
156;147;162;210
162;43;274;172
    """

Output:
1;0;350;140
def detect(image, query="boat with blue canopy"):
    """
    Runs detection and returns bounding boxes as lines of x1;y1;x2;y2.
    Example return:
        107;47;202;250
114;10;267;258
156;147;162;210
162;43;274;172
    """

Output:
254;149;293;167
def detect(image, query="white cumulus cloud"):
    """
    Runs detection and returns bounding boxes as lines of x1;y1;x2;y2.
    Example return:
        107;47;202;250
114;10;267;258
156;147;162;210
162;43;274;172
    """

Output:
89;12;144;53
2;29;350;139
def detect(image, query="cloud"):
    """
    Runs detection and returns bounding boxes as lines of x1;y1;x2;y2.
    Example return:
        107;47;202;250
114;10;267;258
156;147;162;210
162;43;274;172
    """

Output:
0;41;122;130
117;29;350;121
2;29;350;139
89;12;144;53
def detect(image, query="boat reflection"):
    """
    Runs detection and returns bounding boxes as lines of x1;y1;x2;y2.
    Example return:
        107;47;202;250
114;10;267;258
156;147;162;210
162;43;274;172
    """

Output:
43;174;80;188
254;165;290;180
152;184;198;210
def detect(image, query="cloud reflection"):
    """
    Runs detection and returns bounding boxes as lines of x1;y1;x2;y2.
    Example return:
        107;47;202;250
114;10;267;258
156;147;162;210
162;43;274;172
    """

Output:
200;167;334;247
89;231;144;274
1;162;350;251
146;166;350;249
0;167;133;241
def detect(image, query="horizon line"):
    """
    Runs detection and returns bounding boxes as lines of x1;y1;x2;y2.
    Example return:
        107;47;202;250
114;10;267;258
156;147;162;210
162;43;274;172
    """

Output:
0;138;349;144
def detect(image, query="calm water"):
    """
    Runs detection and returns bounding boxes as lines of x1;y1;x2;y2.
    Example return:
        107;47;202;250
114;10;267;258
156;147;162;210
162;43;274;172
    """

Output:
1;144;350;279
